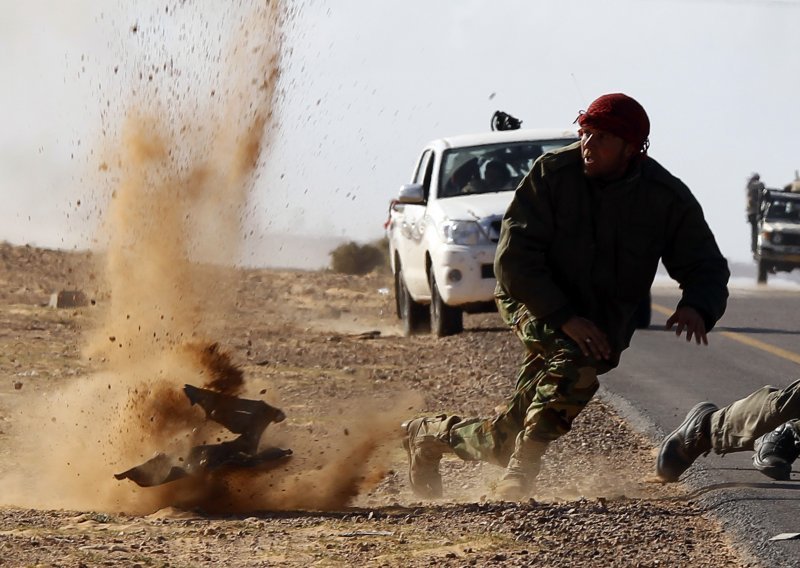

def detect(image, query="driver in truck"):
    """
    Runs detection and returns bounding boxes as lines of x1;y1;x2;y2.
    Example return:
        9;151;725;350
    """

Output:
483;160;512;191
401;93;730;501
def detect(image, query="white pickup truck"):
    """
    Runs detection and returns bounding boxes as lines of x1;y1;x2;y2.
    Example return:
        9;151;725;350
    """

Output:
386;127;578;336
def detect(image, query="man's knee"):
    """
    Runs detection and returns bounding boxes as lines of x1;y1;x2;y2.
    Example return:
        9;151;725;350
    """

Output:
772;379;800;415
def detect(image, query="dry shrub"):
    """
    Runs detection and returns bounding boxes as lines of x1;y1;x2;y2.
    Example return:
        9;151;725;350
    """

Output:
329;239;388;275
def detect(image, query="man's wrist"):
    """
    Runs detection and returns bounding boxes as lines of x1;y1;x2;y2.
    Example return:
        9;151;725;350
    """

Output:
541;305;575;330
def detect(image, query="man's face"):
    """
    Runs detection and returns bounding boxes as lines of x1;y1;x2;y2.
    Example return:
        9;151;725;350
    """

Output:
579;127;636;181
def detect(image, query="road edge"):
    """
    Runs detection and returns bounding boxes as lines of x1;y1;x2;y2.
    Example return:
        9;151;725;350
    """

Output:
598;385;769;568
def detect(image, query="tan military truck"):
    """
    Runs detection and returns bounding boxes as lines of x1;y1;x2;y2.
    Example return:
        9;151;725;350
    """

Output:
755;189;800;283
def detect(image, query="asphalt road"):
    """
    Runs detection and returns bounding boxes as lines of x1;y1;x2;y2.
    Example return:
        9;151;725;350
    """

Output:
602;281;800;568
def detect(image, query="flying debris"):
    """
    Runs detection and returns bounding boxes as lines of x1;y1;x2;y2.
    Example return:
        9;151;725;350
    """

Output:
114;384;291;487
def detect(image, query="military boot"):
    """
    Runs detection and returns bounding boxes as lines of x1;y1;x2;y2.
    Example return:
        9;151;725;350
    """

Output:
494;432;547;501
402;414;459;498
753;422;800;481
656;401;717;482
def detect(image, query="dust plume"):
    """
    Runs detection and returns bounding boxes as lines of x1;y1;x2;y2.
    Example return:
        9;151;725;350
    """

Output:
0;0;413;515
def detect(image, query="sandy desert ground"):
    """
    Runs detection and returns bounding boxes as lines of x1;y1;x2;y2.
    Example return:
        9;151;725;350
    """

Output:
0;242;753;567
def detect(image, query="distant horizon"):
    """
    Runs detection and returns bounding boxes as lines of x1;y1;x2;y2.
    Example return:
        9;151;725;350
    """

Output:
1;232;351;271
4;236;799;286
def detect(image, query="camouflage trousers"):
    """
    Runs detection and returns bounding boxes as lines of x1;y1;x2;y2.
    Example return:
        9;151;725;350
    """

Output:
448;294;604;468
711;379;800;454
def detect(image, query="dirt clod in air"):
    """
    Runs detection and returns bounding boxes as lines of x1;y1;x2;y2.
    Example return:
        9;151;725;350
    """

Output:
196;343;244;395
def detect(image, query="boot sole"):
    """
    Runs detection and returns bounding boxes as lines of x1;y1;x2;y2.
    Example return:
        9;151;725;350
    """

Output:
752;455;791;481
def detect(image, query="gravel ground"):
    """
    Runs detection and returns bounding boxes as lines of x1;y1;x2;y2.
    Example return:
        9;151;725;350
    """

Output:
0;243;754;567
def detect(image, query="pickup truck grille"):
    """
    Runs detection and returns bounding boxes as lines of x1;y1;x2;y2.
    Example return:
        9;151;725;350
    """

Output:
776;233;800;246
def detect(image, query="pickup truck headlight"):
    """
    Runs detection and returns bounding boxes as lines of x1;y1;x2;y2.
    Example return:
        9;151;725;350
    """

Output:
439;220;490;245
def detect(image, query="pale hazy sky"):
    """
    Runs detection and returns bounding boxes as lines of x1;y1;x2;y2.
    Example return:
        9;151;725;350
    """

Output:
3;0;800;267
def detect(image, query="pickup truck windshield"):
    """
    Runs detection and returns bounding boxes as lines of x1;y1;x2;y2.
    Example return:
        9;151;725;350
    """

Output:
764;197;800;222
438;139;577;198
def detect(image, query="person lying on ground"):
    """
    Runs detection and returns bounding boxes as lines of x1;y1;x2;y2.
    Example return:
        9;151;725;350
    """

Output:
657;380;800;482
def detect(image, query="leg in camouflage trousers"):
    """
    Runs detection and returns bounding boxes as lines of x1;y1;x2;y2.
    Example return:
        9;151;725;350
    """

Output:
449;293;601;498
402;291;605;500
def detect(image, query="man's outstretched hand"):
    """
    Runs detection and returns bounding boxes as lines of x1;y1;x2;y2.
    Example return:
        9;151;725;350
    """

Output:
665;306;708;345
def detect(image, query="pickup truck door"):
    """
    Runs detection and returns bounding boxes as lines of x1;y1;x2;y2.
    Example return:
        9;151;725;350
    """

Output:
397;149;434;299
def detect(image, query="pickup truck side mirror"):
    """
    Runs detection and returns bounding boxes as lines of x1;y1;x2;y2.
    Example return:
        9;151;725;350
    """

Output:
397;183;425;204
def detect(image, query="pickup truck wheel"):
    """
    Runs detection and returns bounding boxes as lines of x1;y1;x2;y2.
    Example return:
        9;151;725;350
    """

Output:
397;265;429;336
394;264;403;319
429;270;463;337
757;259;768;284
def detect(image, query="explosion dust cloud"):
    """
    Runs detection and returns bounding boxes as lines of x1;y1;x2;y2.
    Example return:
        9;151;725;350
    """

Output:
0;0;417;515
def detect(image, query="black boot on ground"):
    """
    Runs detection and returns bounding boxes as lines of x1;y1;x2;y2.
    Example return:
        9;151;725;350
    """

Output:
656;401;717;482
753;422;800;481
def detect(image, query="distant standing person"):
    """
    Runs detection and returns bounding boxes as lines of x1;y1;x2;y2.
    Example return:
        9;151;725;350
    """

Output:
402;93;730;500
746;173;765;253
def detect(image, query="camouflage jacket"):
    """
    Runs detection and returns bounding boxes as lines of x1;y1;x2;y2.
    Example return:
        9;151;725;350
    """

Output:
494;142;730;355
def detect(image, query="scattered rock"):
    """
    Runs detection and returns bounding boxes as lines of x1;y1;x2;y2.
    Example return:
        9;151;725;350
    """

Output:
0;244;747;568
48;290;89;309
